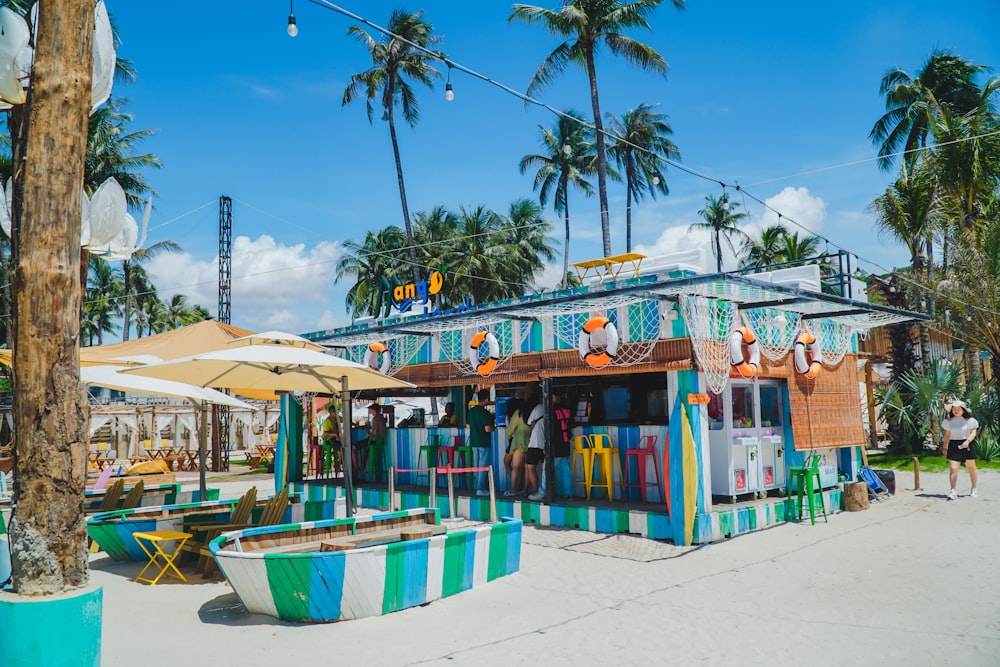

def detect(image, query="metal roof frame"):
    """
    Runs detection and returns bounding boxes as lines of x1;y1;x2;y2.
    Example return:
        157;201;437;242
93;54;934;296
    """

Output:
307;272;928;347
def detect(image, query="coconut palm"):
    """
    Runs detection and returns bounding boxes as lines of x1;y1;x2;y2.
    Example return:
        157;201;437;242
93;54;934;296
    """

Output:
342;9;444;284
497;198;555;287
605;103;678;252
690;194;748;272
510;0;684;257
870;50;988;172
335;226;408;319
447;205;506;305
85;98;161;206
84;257;123;345
519;110;595;288
120;240;181;341
137;293;169;337
165;293;205;330
739;224;788;269
779;230;824;263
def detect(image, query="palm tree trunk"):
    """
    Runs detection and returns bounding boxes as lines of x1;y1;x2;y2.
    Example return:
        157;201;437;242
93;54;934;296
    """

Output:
386;103;420;285
715;231;723;272
11;0;93;594
625;182;633;253
915;252;930;367
121;258;131;341
562;195;571;290
585;50;612;258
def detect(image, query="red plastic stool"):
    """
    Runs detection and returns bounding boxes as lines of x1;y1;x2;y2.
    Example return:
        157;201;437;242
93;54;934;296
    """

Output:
624;435;660;502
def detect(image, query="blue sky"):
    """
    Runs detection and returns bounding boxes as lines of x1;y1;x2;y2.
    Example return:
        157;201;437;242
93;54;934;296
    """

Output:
107;0;1000;336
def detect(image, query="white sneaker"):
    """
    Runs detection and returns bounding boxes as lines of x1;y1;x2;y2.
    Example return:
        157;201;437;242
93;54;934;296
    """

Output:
502;490;520;497
947;489;958;500
970;488;978;498
527;492;544;501
475;489;490;497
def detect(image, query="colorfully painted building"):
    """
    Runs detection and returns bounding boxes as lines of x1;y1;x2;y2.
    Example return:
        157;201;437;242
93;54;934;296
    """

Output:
283;250;923;546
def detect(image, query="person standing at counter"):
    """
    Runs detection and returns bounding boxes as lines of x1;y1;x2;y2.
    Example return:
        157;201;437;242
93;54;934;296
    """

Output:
467;390;495;497
438;402;459;427
354;404;387;480
525;396;545;501
551;393;573;499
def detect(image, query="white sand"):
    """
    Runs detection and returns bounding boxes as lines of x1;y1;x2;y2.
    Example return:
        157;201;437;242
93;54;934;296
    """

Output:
89;469;1000;666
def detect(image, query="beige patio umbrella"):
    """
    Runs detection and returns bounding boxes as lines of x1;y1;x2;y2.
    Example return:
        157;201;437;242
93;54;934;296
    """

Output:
122;332;413;512
121;332;413;393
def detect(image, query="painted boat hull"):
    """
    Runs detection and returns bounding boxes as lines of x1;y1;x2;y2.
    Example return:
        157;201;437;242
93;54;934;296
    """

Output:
83;483;219;510
211;508;522;623
87;496;345;561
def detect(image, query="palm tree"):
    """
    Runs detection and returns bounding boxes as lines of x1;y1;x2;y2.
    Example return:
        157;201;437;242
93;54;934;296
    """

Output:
84;257;123;345
335;226;408;319
497;198;555;288
120;240;180;341
739;224;788;269
137;294;169;337
605;103;678;252
510;0;684;257
870;50;987;172
85;98;161;206
166;293;204;329
447;206;506;305
413;205;460;302
690;195;748;272
342;9;443;284
519;110;595;288
779;230;824;263
868;162;939;364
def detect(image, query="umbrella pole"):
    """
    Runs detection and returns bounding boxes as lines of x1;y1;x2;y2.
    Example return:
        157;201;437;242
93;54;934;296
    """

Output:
340;376;354;516
198;404;208;498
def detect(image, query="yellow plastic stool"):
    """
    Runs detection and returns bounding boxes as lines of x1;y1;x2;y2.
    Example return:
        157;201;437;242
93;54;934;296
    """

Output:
569;435;593;497
588;434;622;501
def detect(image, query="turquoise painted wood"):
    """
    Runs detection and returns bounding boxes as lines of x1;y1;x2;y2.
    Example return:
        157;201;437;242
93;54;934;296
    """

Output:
0;584;102;666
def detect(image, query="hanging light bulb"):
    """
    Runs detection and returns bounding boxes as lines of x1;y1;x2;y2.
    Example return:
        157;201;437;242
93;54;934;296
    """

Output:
562;143;571;156
772;312;788;327
445;65;454;101
721;195;730;212
287;0;298;37
651;175;660;186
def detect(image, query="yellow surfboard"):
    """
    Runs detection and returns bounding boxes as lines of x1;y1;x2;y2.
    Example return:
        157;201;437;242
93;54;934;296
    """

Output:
679;402;698;545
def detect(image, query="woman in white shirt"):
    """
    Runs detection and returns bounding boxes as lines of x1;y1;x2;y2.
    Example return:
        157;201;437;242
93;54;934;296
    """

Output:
941;400;978;500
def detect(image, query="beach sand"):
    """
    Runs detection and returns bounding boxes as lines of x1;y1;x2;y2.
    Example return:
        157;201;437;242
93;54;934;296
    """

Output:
87;469;999;666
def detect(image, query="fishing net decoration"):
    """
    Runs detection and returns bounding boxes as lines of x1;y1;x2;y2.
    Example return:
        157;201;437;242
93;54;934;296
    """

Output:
679;294;737;394
817;318;853;367
740;308;802;362
338;335;426;376
539;296;661;367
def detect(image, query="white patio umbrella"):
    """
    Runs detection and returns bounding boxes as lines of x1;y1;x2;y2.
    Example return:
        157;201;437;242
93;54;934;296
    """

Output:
82;365;256;496
81;365;254;410
121;332;413;512
120;341;414;393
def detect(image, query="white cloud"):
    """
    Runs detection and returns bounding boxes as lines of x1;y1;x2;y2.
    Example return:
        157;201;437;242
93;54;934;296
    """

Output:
146;235;341;333
314;310;342;331
753;186;827;236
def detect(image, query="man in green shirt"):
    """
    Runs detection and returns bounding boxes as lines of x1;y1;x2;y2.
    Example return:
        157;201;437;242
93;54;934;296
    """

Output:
466;389;495;496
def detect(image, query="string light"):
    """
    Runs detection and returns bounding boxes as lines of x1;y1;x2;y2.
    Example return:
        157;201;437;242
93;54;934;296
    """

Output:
287;0;298;37
445;65;454;101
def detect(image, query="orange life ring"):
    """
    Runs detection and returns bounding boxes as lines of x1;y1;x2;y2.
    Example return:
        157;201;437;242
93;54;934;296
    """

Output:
363;341;391;374
728;326;760;378
469;331;499;375
793;330;823;379
578;316;619;368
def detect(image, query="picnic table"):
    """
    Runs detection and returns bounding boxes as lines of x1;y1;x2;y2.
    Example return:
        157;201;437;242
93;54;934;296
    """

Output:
246;444;276;469
87;451;113;472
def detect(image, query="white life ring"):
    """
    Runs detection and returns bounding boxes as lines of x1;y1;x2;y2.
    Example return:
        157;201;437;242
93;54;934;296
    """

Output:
578;316;619;368
469;331;499;375
728;326;760;378
793;330;822;379
363;341;391;374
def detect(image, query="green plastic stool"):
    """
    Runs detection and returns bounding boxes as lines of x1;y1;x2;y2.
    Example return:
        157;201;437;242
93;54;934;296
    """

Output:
364;433;387;483
787;453;828;525
417;434;443;485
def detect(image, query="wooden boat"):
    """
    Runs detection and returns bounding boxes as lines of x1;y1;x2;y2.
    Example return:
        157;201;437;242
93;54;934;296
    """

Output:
87;495;344;561
83;483;219;510
210;508;522;623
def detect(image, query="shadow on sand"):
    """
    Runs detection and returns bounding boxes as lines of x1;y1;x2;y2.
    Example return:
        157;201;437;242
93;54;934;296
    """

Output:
198;593;308;627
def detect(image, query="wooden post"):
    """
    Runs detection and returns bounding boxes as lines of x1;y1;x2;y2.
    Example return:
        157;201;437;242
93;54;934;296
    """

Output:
865;360;878;449
388;466;395;512
913;457;921;491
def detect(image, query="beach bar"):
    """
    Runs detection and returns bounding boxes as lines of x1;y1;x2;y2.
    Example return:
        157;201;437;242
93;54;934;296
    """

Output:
281;250;924;546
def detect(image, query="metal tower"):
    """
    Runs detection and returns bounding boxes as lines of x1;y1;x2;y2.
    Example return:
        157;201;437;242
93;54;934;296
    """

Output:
216;195;233;471
218;195;232;324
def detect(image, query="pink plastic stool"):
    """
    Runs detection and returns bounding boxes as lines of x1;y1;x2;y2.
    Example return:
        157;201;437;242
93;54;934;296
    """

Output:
624;435;660;502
